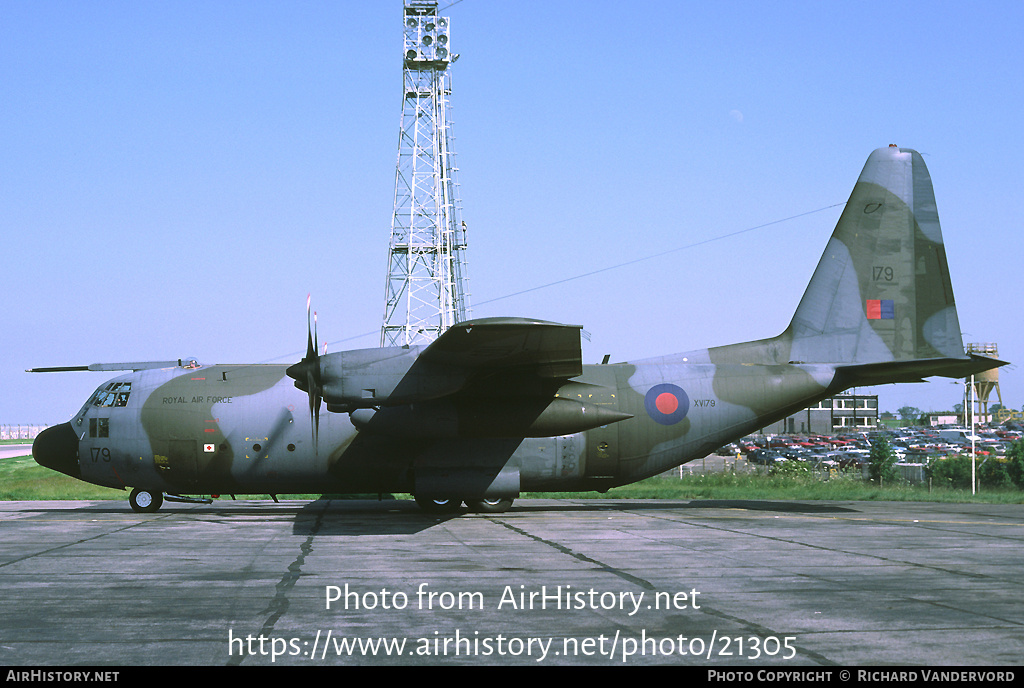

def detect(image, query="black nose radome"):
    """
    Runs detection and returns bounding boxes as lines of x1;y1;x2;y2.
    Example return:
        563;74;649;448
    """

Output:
33;422;81;479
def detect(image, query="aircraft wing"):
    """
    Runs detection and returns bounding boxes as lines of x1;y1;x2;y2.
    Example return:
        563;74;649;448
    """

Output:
345;319;625;439
419;317;584;380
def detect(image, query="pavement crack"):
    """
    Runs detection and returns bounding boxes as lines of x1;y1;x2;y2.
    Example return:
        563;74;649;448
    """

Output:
0;511;176;569
492;518;655;590
227;500;327;666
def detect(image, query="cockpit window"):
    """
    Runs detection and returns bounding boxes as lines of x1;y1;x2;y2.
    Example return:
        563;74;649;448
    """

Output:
89;382;132;408
89;417;109;438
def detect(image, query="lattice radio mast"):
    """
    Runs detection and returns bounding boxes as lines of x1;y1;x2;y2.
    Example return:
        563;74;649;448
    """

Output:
381;0;469;347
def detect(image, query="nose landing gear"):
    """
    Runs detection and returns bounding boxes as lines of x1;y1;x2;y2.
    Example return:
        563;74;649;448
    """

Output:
128;488;163;513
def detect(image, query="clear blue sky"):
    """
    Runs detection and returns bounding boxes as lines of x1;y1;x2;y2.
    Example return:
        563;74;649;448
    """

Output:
2;0;1022;426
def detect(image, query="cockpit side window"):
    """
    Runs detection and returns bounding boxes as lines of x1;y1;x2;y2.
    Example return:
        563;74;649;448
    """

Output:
77;381;133;432
89;417;109;438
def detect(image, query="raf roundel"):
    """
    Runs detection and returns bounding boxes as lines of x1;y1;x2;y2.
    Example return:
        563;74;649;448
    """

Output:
644;384;689;425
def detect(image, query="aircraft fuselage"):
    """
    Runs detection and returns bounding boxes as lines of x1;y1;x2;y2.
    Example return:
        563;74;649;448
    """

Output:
41;353;839;500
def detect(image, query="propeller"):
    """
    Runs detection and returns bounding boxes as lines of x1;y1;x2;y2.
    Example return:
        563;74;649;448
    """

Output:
285;294;323;451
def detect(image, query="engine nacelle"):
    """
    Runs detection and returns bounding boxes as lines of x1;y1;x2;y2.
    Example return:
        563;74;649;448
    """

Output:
317;346;468;411
349;395;632;439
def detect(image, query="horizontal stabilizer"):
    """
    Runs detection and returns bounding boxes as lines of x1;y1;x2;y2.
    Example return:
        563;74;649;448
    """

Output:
837;353;1008;387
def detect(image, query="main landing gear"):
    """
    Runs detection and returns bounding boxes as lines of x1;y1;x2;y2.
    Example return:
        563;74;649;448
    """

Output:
467;497;514;513
414;496;514;514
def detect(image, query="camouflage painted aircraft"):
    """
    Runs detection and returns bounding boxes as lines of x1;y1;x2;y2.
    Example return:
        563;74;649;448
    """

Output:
31;146;1005;513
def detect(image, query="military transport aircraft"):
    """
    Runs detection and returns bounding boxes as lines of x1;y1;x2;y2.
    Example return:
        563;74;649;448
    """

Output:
31;146;1005;513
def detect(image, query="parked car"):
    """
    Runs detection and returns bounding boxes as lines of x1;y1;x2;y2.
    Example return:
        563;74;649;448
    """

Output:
780;447;815;462
749;449;787;465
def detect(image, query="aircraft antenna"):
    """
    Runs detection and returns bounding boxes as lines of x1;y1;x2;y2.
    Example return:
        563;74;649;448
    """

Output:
381;0;470;347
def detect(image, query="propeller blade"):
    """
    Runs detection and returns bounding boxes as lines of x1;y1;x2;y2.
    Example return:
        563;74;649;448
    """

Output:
306;368;321;449
286;294;323;452
305;294;316;360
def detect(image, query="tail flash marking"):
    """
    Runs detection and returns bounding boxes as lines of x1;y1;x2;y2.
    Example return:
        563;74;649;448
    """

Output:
866;300;895;320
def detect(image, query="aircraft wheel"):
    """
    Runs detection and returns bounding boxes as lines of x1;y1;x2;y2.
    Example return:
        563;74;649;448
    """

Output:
414;496;462;513
129;488;163;513
466;498;513;513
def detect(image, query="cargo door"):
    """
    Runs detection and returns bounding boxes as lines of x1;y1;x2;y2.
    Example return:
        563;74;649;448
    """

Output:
165;439;199;489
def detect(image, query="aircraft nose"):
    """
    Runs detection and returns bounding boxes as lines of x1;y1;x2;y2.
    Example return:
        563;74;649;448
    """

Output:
33;422;81;479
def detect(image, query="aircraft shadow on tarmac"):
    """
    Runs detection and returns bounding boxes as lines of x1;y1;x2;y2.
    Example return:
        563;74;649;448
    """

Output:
24;497;858;537
292;499;863;536
290;498;862;536
294;498;459;536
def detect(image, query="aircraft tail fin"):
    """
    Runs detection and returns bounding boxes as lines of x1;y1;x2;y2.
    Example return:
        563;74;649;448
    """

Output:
710;146;1005;381
785;145;1005;380
788;146;956;363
